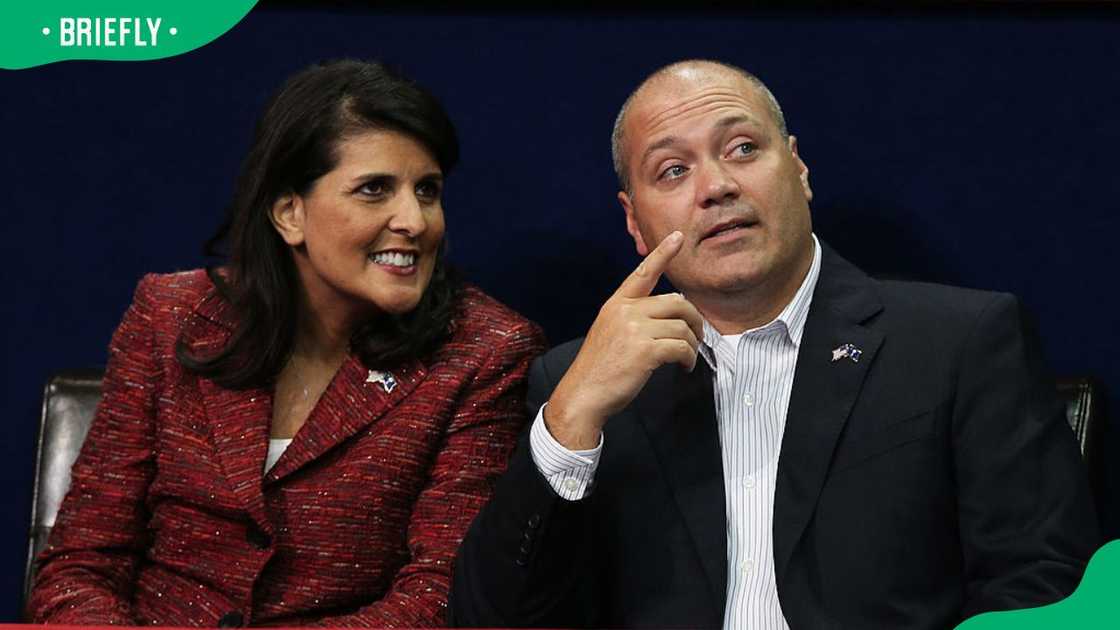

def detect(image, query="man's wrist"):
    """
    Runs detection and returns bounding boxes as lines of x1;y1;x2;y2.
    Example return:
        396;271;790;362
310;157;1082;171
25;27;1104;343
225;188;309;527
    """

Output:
543;393;604;451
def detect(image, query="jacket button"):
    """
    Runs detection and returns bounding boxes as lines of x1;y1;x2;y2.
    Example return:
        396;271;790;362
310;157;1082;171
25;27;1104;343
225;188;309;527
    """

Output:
246;527;271;550
217;611;244;627
527;513;541;529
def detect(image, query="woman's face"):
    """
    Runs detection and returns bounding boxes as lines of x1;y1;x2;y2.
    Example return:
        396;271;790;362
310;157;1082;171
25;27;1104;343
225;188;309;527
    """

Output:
273;129;446;322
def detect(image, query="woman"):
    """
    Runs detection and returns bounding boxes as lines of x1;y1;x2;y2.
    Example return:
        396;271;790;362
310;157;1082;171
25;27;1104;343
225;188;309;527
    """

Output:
27;59;545;627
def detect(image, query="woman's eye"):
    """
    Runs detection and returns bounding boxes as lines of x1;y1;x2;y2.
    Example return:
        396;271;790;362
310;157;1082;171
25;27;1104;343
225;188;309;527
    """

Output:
416;181;442;200
660;165;687;180
358;181;388;196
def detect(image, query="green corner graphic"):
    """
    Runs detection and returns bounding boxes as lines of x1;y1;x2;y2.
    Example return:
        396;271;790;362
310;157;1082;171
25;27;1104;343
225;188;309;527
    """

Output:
957;539;1120;629
1;1;258;70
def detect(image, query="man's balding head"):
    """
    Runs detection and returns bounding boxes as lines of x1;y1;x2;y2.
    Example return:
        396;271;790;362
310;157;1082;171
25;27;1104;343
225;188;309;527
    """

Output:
611;60;788;194
612;58;814;329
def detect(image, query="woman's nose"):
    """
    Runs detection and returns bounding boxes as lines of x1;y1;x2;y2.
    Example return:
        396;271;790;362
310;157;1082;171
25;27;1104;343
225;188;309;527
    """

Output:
387;194;427;237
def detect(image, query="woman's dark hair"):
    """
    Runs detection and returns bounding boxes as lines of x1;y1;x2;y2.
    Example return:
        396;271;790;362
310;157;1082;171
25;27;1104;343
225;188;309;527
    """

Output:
177;59;461;389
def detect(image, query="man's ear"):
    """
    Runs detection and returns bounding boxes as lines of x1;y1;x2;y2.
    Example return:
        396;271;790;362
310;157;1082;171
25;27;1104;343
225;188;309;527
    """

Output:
619;190;650;256
269;192;305;246
789;135;813;202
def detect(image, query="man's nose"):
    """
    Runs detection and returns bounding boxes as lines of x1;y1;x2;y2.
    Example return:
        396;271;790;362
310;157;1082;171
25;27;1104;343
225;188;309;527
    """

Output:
388;193;427;237
698;160;740;209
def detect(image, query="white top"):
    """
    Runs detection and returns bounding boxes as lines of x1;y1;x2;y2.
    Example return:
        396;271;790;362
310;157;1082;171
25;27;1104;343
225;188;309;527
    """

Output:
264;438;293;473
530;234;823;630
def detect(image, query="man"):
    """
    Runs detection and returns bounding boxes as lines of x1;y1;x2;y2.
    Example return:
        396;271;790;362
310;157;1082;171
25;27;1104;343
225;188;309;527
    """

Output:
449;60;1098;629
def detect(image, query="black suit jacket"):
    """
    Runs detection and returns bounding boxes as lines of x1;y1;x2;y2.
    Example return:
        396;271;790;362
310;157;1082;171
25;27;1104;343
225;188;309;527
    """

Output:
450;244;1099;629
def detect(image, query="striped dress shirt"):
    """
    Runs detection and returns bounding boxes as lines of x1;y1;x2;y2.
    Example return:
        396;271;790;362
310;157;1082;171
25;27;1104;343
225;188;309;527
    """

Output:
530;235;822;629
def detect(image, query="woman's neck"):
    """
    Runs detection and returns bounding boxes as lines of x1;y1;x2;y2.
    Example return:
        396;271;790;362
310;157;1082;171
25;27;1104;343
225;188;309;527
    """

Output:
289;260;380;361
293;309;352;362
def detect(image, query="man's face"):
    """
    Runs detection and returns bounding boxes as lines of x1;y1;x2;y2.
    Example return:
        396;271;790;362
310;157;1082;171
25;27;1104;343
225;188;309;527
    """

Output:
619;69;814;303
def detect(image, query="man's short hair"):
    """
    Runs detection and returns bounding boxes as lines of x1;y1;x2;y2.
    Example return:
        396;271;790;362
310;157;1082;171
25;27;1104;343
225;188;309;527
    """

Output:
610;60;789;194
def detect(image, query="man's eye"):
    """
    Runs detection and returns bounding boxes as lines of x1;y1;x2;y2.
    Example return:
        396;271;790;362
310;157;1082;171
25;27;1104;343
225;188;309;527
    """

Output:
734;142;756;156
660;165;688;180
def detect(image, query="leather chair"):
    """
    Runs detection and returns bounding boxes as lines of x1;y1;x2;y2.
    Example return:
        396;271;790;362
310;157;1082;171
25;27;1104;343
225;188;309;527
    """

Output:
21;370;1109;615
24;369;103;615
1058;377;1107;507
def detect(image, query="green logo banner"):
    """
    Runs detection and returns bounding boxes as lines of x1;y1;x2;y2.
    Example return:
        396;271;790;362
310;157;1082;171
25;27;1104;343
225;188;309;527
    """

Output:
0;1;258;70
957;539;1120;629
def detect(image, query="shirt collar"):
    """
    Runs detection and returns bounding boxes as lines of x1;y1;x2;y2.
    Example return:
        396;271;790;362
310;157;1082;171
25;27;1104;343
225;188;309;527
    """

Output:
697;233;822;370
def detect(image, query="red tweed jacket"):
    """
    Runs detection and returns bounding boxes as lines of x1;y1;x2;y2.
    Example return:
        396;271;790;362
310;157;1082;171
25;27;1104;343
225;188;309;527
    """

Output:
28;270;545;627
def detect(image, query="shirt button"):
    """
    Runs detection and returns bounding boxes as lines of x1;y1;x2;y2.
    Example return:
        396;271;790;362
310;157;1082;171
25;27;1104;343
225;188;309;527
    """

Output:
742;475;756;490
562;478;580;493
743;393;754;406
740;560;754;575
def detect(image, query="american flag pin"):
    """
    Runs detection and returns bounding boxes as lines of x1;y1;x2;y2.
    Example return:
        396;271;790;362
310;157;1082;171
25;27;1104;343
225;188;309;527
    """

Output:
366;369;398;393
830;343;863;363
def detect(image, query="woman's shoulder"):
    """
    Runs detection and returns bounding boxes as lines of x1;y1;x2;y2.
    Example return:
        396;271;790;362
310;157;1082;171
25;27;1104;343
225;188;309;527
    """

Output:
128;268;227;330
135;268;216;301
450;284;546;346
103;269;227;368
129;268;219;311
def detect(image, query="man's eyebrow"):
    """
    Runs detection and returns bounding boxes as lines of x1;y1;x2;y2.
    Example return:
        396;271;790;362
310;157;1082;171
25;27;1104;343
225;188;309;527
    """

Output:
640;135;682;167
715;114;760;131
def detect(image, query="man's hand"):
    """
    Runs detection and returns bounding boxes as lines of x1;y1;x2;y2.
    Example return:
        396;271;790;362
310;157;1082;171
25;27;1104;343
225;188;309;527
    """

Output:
544;231;705;450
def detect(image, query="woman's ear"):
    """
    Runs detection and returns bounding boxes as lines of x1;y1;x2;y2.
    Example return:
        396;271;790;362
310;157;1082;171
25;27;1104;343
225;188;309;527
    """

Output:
269;193;305;246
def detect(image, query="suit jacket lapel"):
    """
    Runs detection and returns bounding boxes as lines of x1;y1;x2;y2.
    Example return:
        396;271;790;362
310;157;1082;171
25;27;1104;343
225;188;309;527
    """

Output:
636;360;729;615
264;356;428;483
773;245;884;585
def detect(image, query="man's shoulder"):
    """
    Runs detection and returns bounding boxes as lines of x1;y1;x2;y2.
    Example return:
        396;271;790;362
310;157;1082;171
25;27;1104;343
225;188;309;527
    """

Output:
873;277;1014;321
852;277;1030;353
818;242;1016;328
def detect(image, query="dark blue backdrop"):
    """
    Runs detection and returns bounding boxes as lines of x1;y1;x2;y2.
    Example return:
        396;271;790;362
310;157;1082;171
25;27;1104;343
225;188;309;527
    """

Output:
3;5;1117;621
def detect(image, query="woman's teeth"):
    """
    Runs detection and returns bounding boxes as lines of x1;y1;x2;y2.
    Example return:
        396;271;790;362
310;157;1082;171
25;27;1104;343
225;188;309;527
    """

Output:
370;252;416;267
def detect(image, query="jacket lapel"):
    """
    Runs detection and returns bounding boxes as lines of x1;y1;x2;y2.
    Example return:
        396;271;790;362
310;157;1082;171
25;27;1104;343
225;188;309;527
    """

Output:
264;356;428;483
773;245;884;585
181;287;274;535
199;379;273;534
179;282;431;528
635;360;729;615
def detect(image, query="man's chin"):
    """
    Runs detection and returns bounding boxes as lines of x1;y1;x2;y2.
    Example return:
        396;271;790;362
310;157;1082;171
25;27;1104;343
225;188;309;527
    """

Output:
682;271;768;298
693;257;769;292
